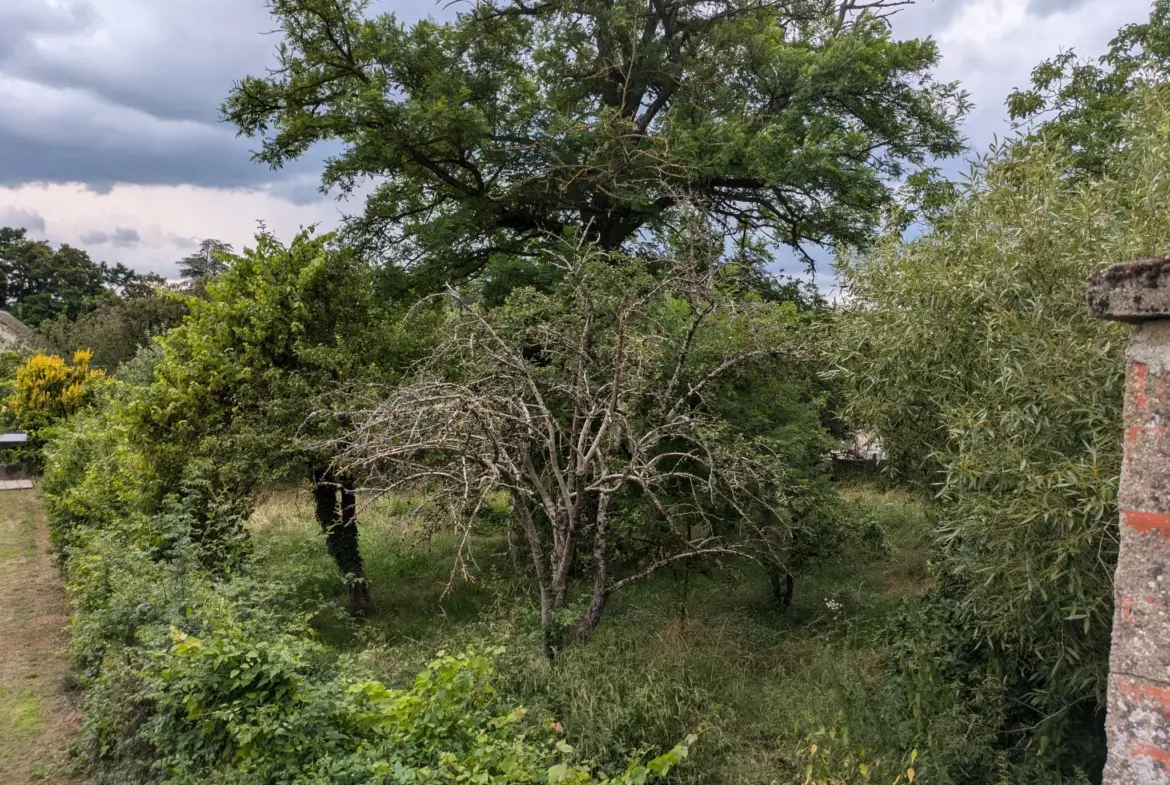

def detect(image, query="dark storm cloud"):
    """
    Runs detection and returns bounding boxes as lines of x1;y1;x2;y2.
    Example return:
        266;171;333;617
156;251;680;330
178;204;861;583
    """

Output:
79;227;139;245
112;227;141;245
0;0;452;197
266;175;333;207
0;0;338;195
0;122;325;192
1;1;276;126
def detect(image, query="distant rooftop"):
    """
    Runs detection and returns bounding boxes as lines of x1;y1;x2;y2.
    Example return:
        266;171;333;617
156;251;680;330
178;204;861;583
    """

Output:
0;310;37;349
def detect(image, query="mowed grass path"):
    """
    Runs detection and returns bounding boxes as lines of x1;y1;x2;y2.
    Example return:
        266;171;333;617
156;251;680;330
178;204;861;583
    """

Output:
0;491;81;784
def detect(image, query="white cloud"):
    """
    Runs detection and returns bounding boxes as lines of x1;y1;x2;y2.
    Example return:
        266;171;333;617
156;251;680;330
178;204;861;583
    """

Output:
896;0;1152;155
0;182;351;278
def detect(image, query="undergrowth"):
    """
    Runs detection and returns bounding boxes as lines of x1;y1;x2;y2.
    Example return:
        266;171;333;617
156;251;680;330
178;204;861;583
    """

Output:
250;484;934;785
42;405;695;785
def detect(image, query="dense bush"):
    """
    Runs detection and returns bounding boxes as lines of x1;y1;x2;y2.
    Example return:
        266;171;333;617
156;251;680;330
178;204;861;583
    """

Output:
41;377;694;784
42;291;189;372
7;351;105;430
0;349;22;413
832;92;1170;781
3;350;106;465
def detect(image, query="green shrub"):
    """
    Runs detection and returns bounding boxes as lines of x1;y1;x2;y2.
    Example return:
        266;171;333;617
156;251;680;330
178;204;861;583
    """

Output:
830;91;1170;783
791;722;919;785
42;374;694;784
42;290;189;373
0;349;22;403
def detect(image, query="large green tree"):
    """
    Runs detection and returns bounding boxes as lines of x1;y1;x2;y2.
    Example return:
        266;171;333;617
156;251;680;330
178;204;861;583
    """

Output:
139;229;430;614
1007;0;1170;177
177;239;234;281
0;227;141;328
224;0;967;288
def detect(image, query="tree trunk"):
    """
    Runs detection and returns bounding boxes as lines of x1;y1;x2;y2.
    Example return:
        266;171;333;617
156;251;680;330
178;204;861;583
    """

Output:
338;475;370;616
311;468;369;617
539;586;554;660
550;507;579;611
577;493;612;642
768;565;795;612
511;490;557;659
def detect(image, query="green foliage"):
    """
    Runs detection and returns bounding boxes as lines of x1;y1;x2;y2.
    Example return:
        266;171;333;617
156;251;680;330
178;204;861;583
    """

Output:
40;373;693;785
1007;0;1170;177
831;88;1170;784
39;395;155;560
137;227;422;494
0;349;22;411
42;290;189;372
791;723;919;785
0;226;142;328
225;0;967;289
4;350;107;466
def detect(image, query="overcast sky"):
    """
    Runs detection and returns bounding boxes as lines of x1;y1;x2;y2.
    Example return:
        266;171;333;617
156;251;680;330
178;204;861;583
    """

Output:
0;0;1154;278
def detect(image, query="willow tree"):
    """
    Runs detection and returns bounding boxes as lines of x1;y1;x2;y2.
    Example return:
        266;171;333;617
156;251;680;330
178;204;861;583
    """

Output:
830;90;1170;783
225;0;967;288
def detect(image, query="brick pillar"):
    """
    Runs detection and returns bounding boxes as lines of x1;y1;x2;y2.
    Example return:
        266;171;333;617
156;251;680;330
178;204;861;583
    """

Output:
1089;256;1170;783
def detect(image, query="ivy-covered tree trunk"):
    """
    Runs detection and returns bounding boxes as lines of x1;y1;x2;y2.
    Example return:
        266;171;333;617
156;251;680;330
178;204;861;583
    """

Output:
311;467;370;616
767;565;795;612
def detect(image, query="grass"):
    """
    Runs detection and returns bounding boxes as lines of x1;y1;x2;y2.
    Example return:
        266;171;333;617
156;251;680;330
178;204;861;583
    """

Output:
0;508;37;562
0;491;80;783
250;482;935;784
0;685;46;739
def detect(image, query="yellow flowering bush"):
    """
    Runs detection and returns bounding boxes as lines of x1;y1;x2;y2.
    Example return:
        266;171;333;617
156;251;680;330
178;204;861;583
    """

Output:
5;351;106;463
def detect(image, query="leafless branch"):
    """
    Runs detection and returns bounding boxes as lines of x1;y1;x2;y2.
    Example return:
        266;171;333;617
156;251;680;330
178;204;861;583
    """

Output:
315;237;806;648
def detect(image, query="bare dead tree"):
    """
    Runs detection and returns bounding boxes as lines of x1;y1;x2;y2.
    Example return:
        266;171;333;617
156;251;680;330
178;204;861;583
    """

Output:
320;238;806;656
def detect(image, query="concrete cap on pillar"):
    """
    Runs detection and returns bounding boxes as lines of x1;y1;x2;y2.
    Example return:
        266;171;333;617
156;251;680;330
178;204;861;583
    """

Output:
1088;254;1170;323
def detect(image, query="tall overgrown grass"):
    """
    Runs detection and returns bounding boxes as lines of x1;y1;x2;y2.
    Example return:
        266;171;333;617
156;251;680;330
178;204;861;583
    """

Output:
248;484;933;784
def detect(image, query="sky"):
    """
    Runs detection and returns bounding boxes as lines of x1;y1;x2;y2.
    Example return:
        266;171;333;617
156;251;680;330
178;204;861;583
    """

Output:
0;0;1155;279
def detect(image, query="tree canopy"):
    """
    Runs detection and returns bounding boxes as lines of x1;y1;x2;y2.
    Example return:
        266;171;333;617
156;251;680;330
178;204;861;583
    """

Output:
1007;0;1170;177
0;227;142;328
225;0;967;289
177;239;234;282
